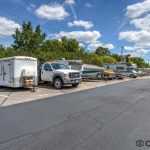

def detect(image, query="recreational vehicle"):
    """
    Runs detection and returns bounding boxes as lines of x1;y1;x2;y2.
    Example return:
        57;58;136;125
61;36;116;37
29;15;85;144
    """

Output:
80;64;104;80
0;56;38;88
69;62;104;80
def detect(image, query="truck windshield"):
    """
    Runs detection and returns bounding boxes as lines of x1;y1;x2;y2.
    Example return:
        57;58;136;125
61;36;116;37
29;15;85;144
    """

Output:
51;63;70;70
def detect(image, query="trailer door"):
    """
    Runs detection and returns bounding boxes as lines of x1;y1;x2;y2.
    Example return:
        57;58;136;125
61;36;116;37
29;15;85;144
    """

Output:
3;61;13;86
0;63;3;84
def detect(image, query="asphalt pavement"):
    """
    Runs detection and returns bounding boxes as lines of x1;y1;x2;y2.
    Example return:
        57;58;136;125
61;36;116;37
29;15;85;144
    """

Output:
0;79;150;150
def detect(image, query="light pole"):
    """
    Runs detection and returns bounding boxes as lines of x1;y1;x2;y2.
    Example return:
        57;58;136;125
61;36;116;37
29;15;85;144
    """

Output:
121;46;125;62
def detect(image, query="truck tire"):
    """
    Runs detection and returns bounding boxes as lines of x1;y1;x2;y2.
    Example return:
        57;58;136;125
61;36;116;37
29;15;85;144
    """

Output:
72;83;79;88
53;78;63;89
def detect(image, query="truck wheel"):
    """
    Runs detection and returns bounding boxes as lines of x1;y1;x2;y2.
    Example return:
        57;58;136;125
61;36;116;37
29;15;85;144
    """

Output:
72;83;79;88
53;78;63;89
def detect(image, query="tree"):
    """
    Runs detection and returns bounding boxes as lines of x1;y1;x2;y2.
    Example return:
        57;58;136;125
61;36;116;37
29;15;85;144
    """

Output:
12;21;46;55
0;45;6;58
61;37;80;52
95;46;111;56
0;20;147;68
130;57;149;68
100;56;116;64
111;54;121;62
125;54;131;63
42;39;63;52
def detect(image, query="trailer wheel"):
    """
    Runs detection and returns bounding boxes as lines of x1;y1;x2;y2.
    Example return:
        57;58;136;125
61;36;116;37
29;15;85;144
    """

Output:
53;78;63;89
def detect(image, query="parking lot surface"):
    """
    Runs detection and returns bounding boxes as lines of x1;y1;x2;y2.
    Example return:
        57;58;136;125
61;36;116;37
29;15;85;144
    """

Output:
0;78;150;150
0;78;132;107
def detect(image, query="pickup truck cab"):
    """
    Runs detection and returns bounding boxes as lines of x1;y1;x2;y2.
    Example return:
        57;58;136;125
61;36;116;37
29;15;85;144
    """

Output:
41;62;81;89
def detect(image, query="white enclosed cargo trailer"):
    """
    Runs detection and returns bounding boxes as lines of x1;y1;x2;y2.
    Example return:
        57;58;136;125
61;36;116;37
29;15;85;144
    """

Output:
0;56;38;88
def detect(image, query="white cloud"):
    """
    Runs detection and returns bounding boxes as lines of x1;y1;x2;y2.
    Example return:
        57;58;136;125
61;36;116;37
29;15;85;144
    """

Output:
119;30;150;43
87;41;101;50
87;41;114;51
68;20;94;29
0;17;20;37
126;0;150;19
53;30;114;51
119;29;150;56
79;43;85;48
124;47;149;57
64;0;75;5
123;46;148;57
119;29;150;49
124;46;135;51
130;14;150;30
54;31;101;43
119;0;150;57
104;43;114;50
120;30;150;50
35;4;69;20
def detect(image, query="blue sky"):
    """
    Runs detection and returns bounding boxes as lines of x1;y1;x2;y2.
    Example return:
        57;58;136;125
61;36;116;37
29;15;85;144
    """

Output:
0;0;150;60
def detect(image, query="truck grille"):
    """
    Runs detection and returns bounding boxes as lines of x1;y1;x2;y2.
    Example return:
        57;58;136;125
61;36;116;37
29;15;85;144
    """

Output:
69;72;80;78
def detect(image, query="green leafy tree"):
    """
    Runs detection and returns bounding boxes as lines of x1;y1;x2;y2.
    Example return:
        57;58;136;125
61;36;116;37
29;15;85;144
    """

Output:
131;57;149;68
0;45;6;58
111;54;121;62
42;39;63;52
61;37;80;52
0;21;148;68
12;21;46;55
95;46;111;56
100;55;117;64
125;54;131;63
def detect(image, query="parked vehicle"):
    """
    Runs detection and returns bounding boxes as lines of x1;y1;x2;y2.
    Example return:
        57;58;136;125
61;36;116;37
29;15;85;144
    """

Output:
80;64;104;80
120;70;137;78
135;69;145;77
103;69;116;80
140;68;150;76
104;63;137;73
0;56;38;88
70;63;104;80
115;72;124;80
104;62;139;79
41;62;81;89
57;59;104;80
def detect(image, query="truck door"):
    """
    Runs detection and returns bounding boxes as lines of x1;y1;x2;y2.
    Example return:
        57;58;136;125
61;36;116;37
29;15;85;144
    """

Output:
41;64;53;81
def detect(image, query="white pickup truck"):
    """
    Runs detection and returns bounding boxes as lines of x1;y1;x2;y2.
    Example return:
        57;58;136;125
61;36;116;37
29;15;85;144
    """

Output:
41;62;81;89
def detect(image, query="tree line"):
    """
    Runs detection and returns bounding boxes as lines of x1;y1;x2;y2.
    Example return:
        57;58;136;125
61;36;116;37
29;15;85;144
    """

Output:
0;22;149;68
